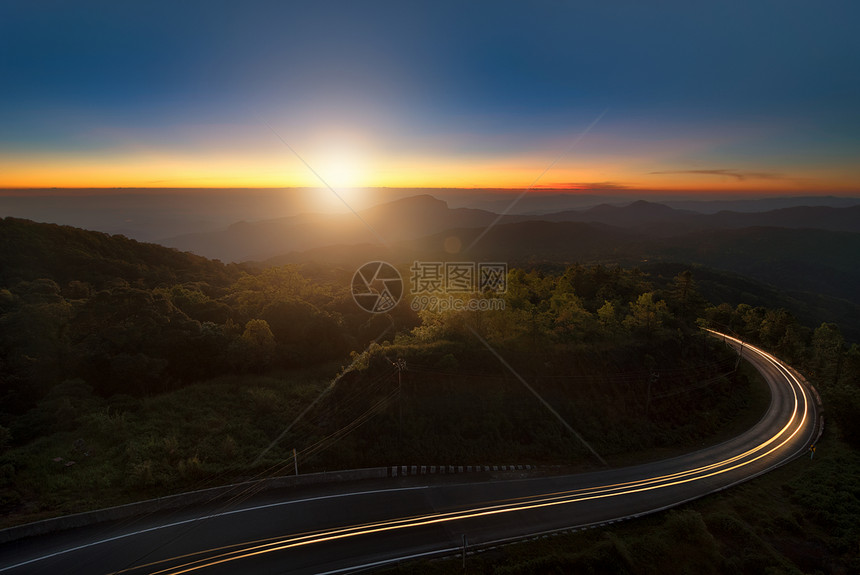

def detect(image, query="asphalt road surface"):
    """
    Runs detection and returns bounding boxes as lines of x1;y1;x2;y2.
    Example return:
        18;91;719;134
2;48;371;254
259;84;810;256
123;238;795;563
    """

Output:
0;333;819;574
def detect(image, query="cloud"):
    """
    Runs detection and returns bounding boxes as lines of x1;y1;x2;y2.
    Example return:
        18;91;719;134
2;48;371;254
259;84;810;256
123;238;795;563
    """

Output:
648;169;783;182
533;181;631;190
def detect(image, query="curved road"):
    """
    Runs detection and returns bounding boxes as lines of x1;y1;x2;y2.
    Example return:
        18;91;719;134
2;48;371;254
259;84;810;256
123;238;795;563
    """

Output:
0;333;820;574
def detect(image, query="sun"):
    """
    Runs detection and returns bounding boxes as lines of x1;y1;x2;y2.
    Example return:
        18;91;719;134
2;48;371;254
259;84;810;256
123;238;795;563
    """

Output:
319;151;364;190
306;146;372;212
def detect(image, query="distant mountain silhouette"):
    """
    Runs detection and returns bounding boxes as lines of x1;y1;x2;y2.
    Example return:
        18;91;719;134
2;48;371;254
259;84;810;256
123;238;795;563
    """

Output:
654;226;860;304
273;216;860;309
544;201;860;234
642;261;860;342
456;192;860;215
159;194;860;265
402;220;643;263
544;200;696;227
265;220;642;267
703;205;860;232
161;195;516;262
663;195;860;214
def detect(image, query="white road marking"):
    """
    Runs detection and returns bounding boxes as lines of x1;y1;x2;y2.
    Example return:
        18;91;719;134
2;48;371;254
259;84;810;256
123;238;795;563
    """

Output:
0;486;429;573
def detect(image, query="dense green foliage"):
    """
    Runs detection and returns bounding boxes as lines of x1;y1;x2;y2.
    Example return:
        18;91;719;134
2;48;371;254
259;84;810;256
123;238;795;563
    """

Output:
701;302;860;448
643;261;860;343
0;218;418;419
302;265;754;469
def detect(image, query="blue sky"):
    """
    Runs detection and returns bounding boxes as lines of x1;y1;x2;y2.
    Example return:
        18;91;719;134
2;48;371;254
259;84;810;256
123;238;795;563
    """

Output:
1;0;858;193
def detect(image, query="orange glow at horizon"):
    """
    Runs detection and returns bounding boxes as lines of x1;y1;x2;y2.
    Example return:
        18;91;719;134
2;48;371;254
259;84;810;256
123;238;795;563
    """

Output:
1;151;857;195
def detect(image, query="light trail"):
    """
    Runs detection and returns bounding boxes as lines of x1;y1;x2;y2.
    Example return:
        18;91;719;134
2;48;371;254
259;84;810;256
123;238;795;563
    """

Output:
1;333;815;575
111;334;815;575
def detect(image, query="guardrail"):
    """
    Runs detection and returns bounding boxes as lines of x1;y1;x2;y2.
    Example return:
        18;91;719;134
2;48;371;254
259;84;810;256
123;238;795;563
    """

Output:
0;464;538;544
0;467;388;544
389;464;533;476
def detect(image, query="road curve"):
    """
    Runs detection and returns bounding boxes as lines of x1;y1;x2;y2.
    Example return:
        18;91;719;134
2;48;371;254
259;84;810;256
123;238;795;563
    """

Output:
0;333;820;574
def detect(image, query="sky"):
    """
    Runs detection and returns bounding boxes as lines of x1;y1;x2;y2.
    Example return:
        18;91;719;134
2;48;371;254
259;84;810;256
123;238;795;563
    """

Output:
1;0;859;198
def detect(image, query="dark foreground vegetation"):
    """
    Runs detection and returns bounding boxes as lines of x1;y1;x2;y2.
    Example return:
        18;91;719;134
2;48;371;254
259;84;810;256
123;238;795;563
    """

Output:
1;217;859;571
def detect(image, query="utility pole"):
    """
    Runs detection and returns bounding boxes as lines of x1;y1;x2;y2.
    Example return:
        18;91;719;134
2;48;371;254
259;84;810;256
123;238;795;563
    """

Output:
392;358;406;457
462;534;467;571
292;447;298;476
646;371;658;416
735;340;744;371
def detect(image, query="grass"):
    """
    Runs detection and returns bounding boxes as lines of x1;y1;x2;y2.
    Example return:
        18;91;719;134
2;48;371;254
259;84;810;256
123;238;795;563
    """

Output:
0;363;339;527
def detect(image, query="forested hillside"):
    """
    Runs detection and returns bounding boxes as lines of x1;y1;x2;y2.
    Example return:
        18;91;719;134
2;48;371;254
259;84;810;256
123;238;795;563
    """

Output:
1;217;858;549
0;218;240;289
0;218;412;419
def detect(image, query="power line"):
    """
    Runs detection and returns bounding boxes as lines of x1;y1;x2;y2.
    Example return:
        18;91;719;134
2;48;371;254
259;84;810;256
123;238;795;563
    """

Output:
467;324;608;467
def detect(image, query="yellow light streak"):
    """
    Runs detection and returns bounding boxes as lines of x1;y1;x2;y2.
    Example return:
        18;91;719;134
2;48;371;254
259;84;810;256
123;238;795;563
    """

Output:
114;335;814;575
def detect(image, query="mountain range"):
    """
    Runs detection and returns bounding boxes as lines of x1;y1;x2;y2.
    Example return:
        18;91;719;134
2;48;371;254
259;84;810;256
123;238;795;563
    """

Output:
161;194;860;262
232;195;860;333
4;194;860;339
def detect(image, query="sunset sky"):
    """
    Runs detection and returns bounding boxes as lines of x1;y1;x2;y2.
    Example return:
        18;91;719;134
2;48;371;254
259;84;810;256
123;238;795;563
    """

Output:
1;1;859;196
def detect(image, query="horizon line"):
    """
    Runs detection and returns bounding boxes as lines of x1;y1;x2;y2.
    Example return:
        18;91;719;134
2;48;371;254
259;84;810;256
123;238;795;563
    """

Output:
0;186;857;197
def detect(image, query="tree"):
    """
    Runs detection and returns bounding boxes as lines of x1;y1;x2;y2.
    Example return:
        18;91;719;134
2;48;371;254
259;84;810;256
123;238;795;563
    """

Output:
811;322;844;387
759;308;794;348
736;304;766;340
597;300;620;333
624;292;670;335
702;303;733;331
776;322;809;364
238;319;276;371
549;292;595;342
669;270;706;321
